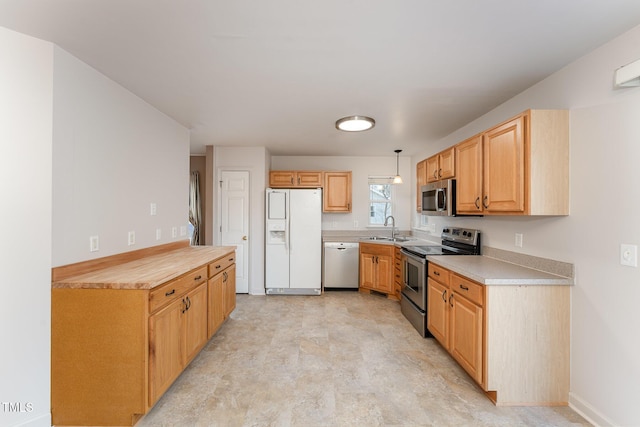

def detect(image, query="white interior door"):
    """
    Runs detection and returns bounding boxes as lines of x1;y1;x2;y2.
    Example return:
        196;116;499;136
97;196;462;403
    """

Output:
219;170;249;293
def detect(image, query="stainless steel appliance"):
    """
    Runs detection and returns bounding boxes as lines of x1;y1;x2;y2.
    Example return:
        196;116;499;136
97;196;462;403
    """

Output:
400;227;481;336
323;242;359;290
421;179;456;216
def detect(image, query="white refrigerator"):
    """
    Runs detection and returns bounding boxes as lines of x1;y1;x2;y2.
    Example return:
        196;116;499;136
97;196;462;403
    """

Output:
265;188;322;295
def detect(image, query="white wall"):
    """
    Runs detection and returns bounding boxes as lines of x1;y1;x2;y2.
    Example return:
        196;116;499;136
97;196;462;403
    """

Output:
412;25;640;427
271;156;412;232
52;47;190;266
0;27;53;427
213;146;268;295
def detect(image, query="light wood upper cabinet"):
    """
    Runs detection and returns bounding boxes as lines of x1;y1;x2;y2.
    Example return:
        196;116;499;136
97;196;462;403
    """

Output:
416;159;427;211
455;109;569;216
426;147;456;183
269;171;323;188
483;115;525;213
455;135;484;213
323;171;352;213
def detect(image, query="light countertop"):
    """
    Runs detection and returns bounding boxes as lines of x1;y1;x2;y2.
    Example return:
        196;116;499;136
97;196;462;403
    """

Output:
426;255;574;286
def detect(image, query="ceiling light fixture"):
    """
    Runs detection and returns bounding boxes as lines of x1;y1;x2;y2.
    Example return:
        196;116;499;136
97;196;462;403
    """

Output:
335;115;375;132
393;149;403;184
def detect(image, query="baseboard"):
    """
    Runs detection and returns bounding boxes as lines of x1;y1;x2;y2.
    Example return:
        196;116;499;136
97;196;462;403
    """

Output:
569;392;615;427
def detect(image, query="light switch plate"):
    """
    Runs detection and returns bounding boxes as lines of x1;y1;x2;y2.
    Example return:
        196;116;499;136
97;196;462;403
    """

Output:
620;244;638;267
89;235;99;252
128;231;135;246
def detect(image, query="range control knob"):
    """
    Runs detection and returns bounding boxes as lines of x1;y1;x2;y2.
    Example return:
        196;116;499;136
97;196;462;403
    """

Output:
462;231;468;236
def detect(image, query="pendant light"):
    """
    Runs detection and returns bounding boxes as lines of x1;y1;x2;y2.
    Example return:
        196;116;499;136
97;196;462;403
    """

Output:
393;149;403;184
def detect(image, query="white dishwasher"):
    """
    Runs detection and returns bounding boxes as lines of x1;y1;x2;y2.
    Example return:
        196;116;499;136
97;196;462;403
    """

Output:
323;242;359;290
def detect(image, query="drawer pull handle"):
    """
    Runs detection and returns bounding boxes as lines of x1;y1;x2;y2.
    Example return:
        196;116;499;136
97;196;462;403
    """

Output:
459;284;469;291
433;271;440;276
229;258;234;262
215;265;222;269
165;289;176;297
194;275;202;281
441;289;447;302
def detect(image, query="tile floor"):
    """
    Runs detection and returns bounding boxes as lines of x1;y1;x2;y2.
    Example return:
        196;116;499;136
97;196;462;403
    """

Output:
138;291;590;427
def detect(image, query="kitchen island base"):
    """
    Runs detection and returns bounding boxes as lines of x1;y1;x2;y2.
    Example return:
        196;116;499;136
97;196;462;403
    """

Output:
51;243;236;426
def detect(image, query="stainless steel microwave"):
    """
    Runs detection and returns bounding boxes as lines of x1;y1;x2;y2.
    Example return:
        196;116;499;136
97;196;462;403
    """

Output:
421;179;456;216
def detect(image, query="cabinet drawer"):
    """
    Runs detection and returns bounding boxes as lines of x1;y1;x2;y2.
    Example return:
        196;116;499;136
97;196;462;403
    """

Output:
428;264;449;285
450;273;483;306
150;266;207;313
208;253;235;278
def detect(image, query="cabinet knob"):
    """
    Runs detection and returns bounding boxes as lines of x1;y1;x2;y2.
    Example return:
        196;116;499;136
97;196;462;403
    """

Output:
242;236;247;241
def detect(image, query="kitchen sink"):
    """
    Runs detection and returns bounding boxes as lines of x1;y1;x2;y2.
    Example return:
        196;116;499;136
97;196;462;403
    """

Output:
364;236;413;242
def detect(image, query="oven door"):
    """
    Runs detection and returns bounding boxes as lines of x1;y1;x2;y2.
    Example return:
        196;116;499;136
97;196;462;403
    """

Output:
401;249;427;311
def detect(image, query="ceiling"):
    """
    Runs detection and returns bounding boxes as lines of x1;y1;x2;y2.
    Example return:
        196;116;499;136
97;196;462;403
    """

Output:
2;1;640;157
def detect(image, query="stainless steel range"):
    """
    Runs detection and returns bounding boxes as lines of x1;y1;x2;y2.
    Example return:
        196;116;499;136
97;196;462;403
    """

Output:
400;227;481;337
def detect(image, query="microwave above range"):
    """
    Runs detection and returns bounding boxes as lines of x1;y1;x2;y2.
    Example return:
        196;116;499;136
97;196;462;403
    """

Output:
421;179;456;216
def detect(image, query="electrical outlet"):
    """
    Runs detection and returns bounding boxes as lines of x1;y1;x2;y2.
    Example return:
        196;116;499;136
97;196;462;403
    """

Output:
89;235;99;252
515;233;523;248
620;244;638;267
156;228;162;240
150;203;157;216
172;227;177;238
128;231;136;246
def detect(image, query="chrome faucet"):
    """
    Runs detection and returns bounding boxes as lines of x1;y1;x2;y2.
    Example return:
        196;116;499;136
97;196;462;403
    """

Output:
384;215;396;239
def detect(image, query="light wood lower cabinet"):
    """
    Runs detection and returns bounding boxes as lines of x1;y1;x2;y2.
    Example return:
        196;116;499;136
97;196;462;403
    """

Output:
51;247;236;426
449;286;483;384
427;262;570;406
426;277;449;349
359;243;395;298
149;281;208;405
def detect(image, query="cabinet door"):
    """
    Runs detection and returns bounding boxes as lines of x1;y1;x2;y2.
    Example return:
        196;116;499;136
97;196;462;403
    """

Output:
439;147;455;179
149;298;184;405
359;252;376;290
296;171;323;187
183;283;208;364
323;171;352;212
456;135;483;214
208;274;225;339
223;265;236;318
426;156;439;183
427;278;449;349
375;255;394;293
416;159;427;211
483;115;525;213
269;171;295;187
450;293;483;384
